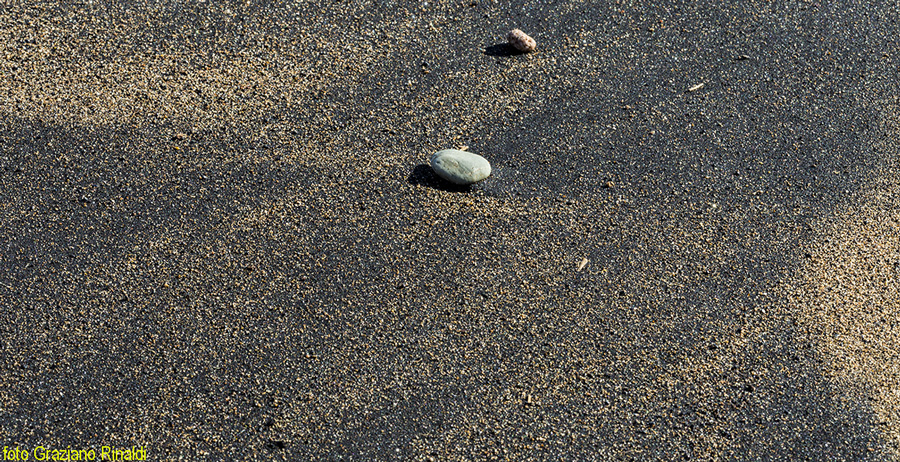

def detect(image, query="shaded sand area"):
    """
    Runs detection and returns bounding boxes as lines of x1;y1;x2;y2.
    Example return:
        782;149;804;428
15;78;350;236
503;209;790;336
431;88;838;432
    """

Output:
1;0;899;459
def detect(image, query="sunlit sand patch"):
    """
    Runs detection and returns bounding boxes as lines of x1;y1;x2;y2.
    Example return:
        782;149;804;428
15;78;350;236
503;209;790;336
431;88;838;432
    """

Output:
0;3;404;166
788;187;900;455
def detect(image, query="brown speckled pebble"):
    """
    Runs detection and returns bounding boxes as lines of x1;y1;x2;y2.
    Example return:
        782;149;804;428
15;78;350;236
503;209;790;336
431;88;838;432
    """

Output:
507;28;537;52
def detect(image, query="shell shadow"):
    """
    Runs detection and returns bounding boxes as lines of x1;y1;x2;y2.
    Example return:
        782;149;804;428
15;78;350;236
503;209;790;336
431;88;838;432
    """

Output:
484;43;525;57
407;164;473;192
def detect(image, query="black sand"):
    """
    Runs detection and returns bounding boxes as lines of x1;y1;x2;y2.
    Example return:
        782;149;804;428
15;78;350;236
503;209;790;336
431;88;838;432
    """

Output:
1;0;899;459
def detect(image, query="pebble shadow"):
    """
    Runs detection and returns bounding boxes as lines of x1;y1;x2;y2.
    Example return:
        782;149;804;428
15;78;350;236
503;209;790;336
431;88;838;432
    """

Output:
484;43;524;57
407;164;474;193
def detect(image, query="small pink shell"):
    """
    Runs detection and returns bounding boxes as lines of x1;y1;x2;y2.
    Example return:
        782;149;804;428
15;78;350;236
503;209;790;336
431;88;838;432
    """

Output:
507;29;536;53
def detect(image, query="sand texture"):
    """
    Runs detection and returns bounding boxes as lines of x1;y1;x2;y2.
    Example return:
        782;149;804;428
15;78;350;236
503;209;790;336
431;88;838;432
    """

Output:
1;0;899;459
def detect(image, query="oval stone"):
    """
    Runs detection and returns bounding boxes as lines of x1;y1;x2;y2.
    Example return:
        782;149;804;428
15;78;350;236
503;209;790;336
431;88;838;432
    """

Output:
507;28;537;53
430;149;492;185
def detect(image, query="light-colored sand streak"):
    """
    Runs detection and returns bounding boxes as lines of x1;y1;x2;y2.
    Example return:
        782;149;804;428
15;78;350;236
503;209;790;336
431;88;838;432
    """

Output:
788;183;900;456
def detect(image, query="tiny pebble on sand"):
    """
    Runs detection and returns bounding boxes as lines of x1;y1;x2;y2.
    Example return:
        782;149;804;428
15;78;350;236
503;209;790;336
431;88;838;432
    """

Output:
430;149;492;185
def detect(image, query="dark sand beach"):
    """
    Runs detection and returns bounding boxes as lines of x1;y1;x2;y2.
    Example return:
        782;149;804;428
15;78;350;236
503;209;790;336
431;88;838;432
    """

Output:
1;0;899;459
